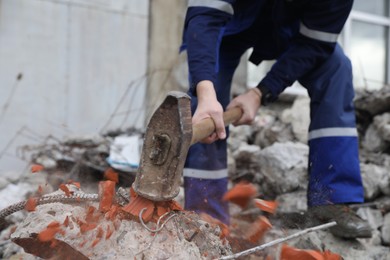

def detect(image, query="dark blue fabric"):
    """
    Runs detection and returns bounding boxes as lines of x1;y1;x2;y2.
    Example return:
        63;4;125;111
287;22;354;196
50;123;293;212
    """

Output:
183;0;363;223
185;31;250;170
307;137;363;206
299;45;357;130
182;0;354;97
184;177;230;224
298;44;363;206
184;33;249;224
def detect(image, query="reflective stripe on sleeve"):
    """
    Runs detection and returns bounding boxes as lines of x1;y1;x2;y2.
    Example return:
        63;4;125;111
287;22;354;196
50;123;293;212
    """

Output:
309;127;358;140
183;168;228;179
300;22;339;43
188;0;234;15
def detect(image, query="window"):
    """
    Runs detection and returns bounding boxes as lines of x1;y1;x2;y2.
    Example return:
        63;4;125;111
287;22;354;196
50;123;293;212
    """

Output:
353;0;388;17
342;0;390;90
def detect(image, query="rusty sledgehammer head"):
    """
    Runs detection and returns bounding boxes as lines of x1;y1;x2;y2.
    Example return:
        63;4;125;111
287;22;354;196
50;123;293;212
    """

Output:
132;91;192;201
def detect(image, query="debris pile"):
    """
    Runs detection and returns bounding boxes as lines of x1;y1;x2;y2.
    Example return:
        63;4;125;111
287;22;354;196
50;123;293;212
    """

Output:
3;183;231;259
0;87;390;259
227;86;390;259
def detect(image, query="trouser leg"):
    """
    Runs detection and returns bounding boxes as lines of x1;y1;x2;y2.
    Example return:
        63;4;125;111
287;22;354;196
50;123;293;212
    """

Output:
299;44;364;206
184;37;249;224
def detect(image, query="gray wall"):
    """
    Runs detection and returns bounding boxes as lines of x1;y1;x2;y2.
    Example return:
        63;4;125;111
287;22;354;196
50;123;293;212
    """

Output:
0;0;149;173
146;0;188;121
0;0;249;175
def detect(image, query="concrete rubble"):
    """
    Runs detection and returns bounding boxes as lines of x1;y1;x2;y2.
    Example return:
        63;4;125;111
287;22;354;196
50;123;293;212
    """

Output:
0;86;390;259
9;191;231;259
227;86;390;259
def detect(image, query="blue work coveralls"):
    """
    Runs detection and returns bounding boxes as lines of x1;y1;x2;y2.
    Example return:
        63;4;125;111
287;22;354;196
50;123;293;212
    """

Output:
181;0;364;224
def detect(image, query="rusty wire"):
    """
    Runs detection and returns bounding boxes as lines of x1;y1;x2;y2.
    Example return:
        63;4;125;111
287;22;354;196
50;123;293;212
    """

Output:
138;208;177;233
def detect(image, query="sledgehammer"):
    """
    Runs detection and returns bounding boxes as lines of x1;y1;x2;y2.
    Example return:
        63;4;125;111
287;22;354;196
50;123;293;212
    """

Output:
132;91;242;201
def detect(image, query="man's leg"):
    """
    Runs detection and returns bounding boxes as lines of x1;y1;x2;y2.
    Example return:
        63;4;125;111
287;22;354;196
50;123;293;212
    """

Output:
299;44;371;238
184;36;249;225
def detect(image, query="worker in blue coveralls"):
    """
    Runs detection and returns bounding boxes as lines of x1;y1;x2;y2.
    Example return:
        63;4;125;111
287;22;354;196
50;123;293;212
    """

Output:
181;0;372;238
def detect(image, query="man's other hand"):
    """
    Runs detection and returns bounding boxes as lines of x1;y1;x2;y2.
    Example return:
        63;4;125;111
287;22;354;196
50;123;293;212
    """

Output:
226;88;261;126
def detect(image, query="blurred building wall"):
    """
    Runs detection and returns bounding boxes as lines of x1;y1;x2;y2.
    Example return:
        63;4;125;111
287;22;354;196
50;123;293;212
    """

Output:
146;0;187;121
0;0;249;174
0;0;149;173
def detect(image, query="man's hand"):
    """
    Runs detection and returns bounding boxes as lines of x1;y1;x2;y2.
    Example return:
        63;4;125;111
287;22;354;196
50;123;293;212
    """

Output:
226;88;262;126
194;80;226;144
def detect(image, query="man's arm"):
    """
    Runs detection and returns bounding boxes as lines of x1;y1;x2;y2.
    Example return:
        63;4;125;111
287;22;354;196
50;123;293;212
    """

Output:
258;0;354;101
182;0;235;95
182;0;236;142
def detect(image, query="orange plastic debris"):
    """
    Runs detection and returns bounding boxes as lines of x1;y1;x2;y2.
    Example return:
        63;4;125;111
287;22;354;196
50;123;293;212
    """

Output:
280;244;341;260
222;181;257;208
151;200;183;220
122;196;155;223
96;226;104;239
37;185;43;194
38;221;61;242
253;198;278;214
104;168;119;183
86;206;100;223
63;216;69;227
79;239;88;248
245;216;272;243
323;250;342;260
59;184;72;197
79;222;97;234
98;181;116;212
106;205;119;220
166;200;183;211
25;197;37;212
47;221;60;229
122;188;183;223
31;164;44;173
105;225;113;240
281;244;323;260
113;219;121;230
157;205;169;218
130;187;137;198
91;238;101;248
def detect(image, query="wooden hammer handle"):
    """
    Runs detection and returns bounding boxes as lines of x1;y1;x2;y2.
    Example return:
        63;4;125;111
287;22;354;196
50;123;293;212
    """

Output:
190;107;243;145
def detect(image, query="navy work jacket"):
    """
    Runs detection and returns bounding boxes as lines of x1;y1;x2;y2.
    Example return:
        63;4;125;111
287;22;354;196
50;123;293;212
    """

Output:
182;0;353;98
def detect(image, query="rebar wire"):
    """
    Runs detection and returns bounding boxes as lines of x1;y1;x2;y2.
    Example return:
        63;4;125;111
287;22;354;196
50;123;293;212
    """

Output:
17;134;63;160
119;76;147;129
138;208;177;233
99;75;146;134
99;65;180;134
0;126;26;161
142;67;178;123
20;132;44;143
0;73;23;126
119;67;176;130
24;126;52;141
219;221;337;260
136;209;178;257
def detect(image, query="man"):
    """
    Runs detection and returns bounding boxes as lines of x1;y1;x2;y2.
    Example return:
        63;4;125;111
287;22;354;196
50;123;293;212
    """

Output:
181;0;372;238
